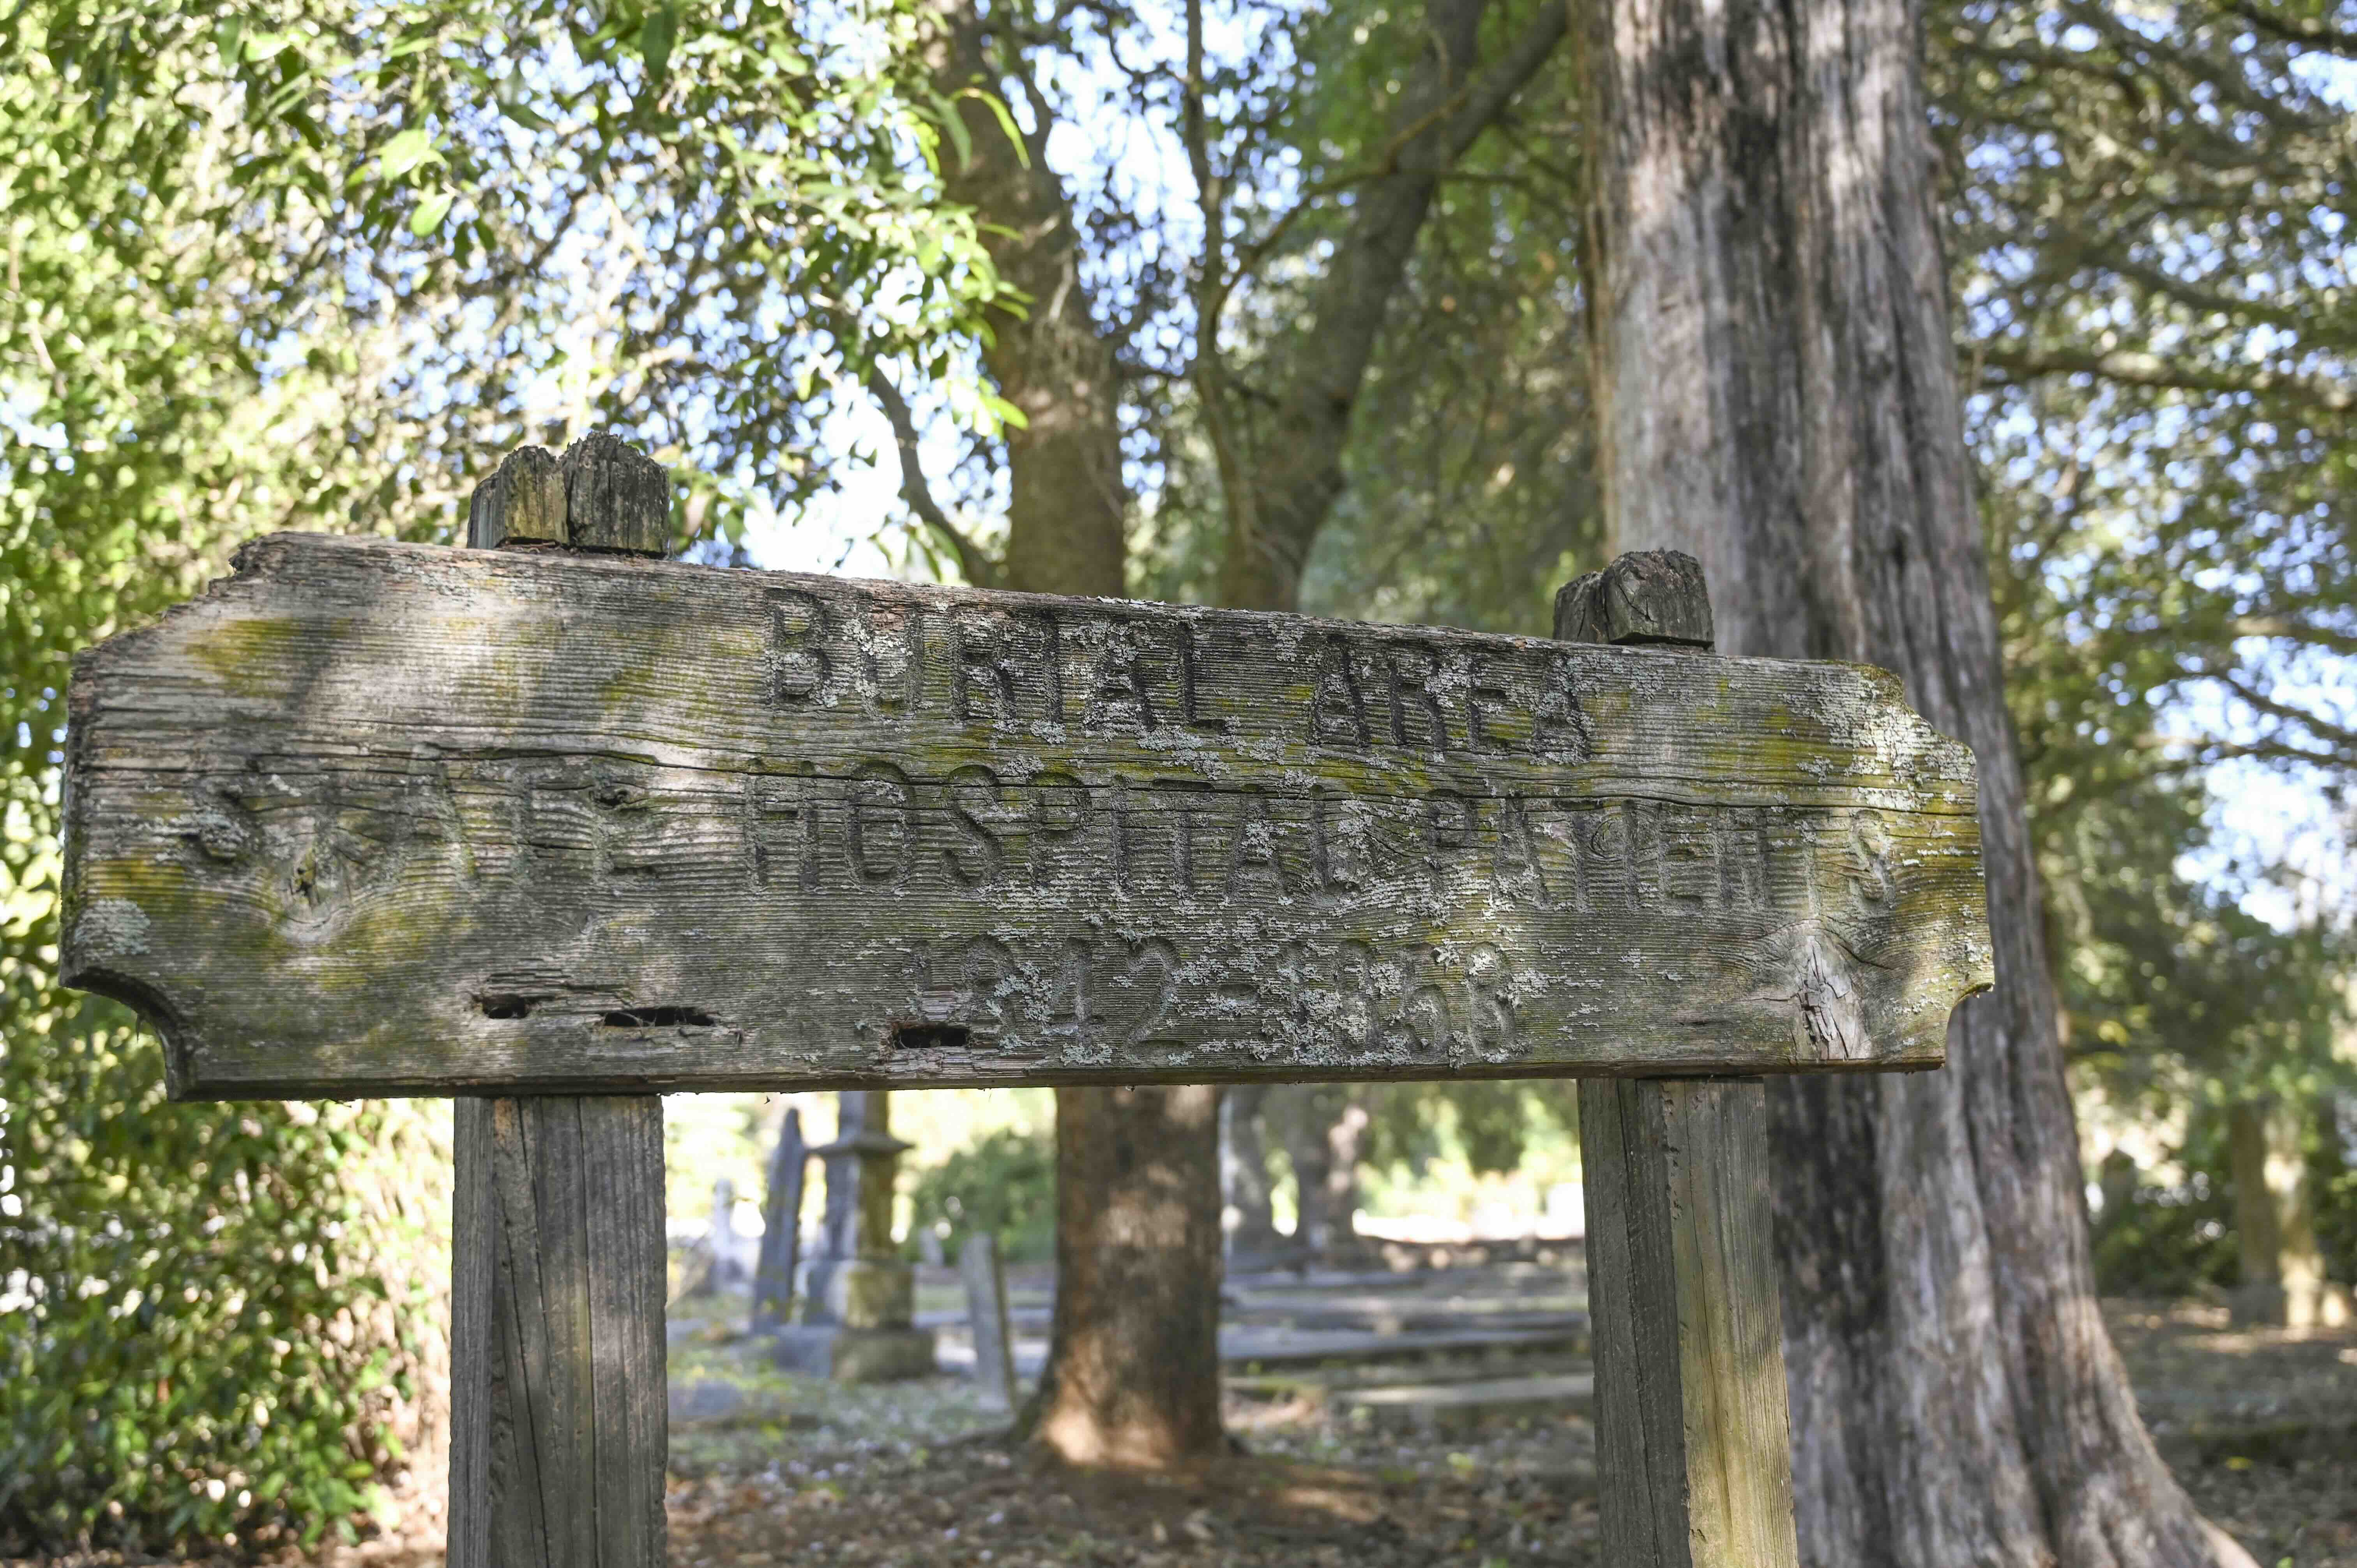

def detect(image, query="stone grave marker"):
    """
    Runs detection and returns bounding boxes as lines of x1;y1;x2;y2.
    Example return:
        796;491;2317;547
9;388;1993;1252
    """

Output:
749;1105;806;1332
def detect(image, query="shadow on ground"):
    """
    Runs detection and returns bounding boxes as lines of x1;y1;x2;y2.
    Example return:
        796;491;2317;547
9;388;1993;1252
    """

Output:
7;1292;2352;1566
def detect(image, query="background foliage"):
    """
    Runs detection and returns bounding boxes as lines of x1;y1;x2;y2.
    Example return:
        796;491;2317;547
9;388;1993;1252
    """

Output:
5;0;2355;1547
905;1127;1059;1265
1;0;1008;1547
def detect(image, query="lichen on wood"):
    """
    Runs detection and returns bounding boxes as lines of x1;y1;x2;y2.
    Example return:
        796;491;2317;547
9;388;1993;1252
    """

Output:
62;533;1992;1098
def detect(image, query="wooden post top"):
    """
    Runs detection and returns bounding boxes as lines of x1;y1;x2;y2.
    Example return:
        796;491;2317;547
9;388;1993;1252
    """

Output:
60;466;1991;1099
1554;551;1714;650
468;434;672;556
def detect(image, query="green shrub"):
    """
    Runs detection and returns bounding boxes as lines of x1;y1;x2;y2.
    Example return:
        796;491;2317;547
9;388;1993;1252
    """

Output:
0;989;448;1555
906;1127;1057;1264
2088;1159;2239;1299
2090;1098;2357;1300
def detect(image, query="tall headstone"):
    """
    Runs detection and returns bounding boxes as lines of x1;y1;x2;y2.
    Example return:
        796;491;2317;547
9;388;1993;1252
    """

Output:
800;1089;870;1317
713;1178;743;1285
959;1232;1019;1410
750;1106;806;1332
772;1090;935;1381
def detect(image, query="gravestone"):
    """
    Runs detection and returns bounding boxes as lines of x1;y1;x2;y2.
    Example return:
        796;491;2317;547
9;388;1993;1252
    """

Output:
959;1231;1019;1410
708;1178;744;1288
749;1106;806;1332
58;436;1994;1568
774;1090;935;1381
799;1091;871;1317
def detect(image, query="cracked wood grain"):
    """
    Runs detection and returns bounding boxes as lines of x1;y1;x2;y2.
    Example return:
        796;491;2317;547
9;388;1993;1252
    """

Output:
449;1096;667;1568
1583;1079;1799;1568
61;533;1991;1098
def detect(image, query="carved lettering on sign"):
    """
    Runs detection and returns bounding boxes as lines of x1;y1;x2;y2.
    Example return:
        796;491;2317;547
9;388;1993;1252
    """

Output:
1309;636;1371;750
1384;644;1450;751
62;535;1990;1095
1030;772;1087;885
742;765;812;891
1085;625;1158;733
944;765;1008;886
758;581;1606;764
952;616;1020;726
767;588;834;705
848;763;915;887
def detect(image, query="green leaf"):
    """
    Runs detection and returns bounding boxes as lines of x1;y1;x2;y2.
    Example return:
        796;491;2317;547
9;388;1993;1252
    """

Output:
638;5;681;100
928;88;972;171
961;88;1030;170
498;95;553;132
376;128;442;180
408;191;455;237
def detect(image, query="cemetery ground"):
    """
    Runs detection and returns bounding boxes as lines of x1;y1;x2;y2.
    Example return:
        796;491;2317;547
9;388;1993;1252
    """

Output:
657;1280;2357;1568
11;1262;2353;1568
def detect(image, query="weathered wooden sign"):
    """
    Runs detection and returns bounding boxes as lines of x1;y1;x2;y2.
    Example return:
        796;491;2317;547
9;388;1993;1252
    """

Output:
62;531;1989;1098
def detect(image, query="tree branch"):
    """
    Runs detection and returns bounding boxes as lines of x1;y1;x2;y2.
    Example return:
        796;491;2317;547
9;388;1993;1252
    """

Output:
1208;0;1565;330
2228;616;2357;659
1185;0;1260;566
1441;0;1567;162
1977;342;2355;412
865;367;1003;589
2223;0;2357;54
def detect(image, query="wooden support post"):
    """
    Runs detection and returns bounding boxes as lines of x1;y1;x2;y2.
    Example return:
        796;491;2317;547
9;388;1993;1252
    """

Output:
1580;1079;1797;1567
450;1098;669;1568
451;438;674;1568
1558;554;1799;1568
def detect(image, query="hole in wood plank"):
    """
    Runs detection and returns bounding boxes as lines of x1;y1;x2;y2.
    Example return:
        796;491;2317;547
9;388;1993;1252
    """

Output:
600;1005;716;1028
889;1022;971;1051
477;995;537;1020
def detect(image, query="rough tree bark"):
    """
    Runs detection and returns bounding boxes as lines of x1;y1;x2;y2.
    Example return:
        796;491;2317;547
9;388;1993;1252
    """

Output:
928;1;1226;1467
1576;0;2255;1563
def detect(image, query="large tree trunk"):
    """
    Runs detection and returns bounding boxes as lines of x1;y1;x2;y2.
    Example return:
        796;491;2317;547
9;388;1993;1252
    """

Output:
1576;0;2251;1563
1033;1085;1226;1466
929;4;1227;1467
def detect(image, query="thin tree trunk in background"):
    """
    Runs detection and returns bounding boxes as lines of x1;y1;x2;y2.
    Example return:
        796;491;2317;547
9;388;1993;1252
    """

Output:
1034;1085;1226;1465
931;7;1126;601
1210;0;1566;614
1269;1086;1367;1255
929;2;1227;1466
2228;1097;2339;1328
1576;0;2251;1563
1224;1086;1284;1259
